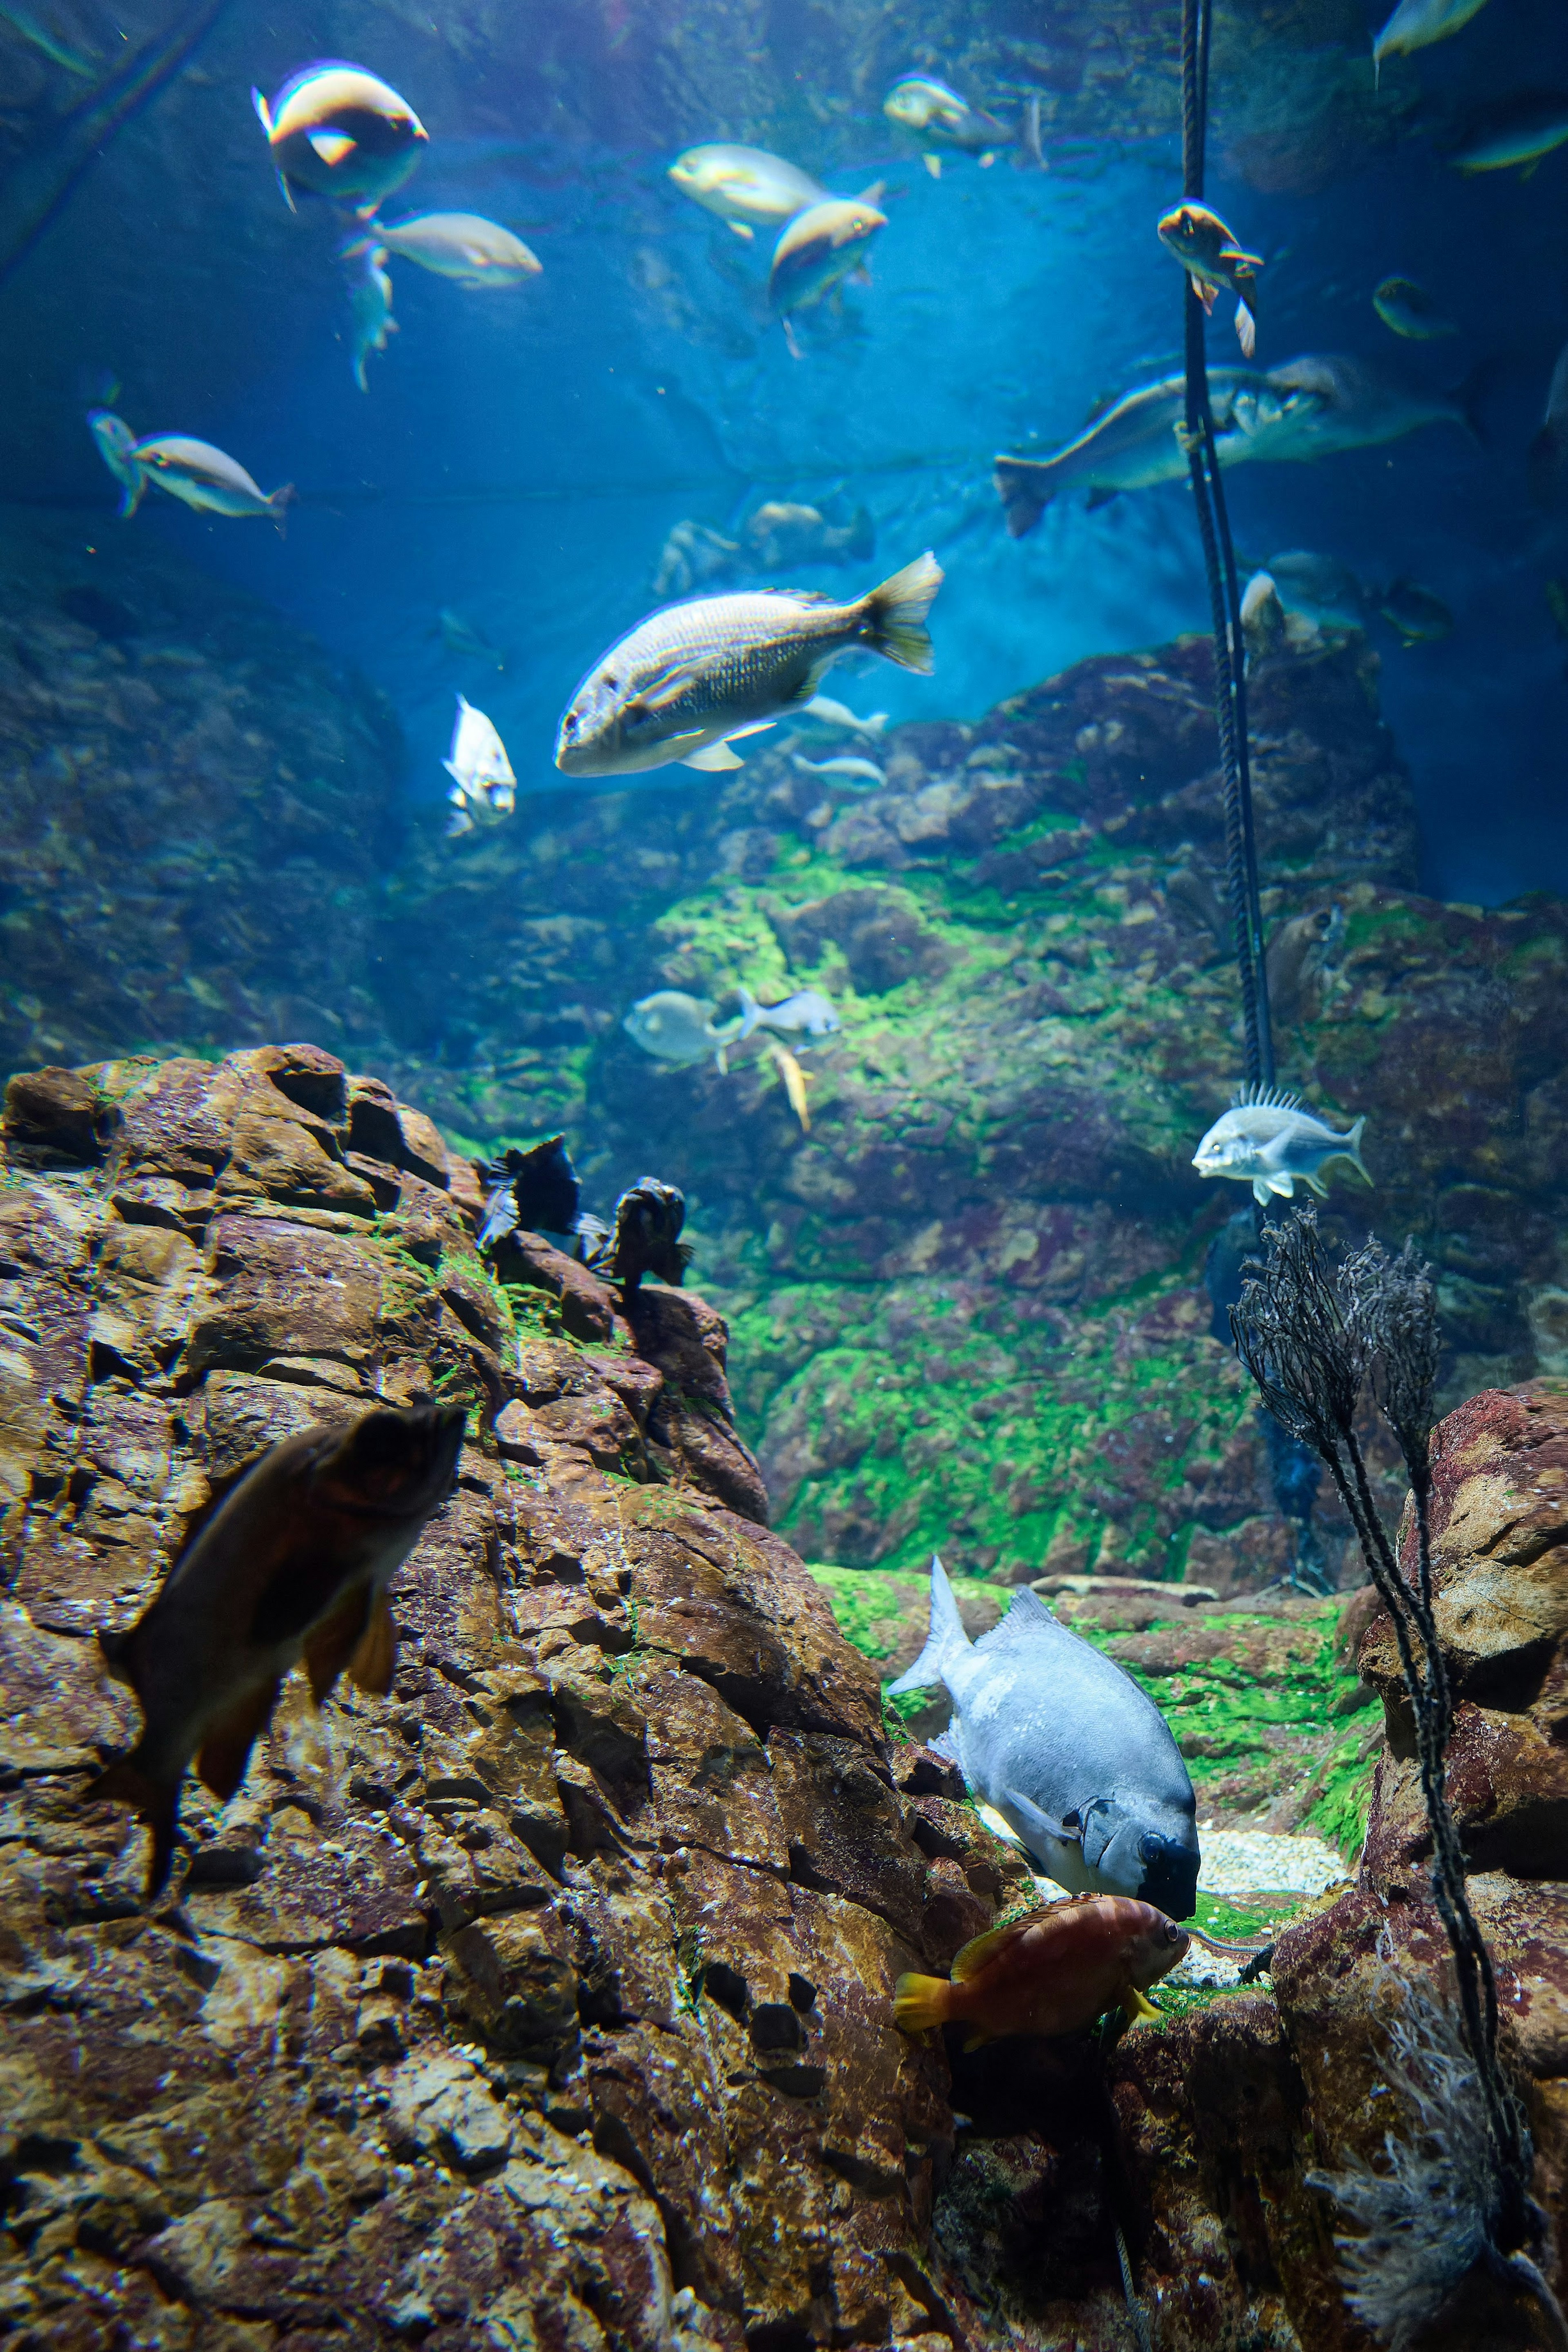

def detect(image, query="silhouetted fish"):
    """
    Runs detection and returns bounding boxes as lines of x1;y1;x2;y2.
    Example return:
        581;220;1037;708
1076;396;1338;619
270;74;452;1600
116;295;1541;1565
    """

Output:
477;1134;582;1252
610;1177;692;1300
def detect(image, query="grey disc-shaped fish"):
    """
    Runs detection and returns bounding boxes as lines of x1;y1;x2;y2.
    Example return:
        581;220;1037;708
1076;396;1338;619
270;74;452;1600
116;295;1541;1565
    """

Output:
888;1555;1200;1917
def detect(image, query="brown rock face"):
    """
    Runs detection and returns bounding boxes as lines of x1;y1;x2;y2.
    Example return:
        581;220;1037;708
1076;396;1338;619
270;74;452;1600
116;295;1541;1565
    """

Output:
0;1045;1021;2347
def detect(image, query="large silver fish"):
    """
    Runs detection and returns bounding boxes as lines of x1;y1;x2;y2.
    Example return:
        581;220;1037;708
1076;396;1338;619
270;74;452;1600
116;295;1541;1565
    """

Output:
555;552;942;779
366;212;541;289
132;435;295;531
889;1556;1200;1919
1192;1083;1370;1204
668;143;826;239
995;354;1473;536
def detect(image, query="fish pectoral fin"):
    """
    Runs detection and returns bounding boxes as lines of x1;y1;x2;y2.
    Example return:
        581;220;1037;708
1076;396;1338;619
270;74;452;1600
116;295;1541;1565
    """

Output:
999;1784;1079;1851
307;129;358;166
682;740;744;771
1194;279;1218;314
726;220;755;239
302;1581;374;1705
250;85;273;133
922;154;942;179
1302;1170;1330;1197
196;1676;282;1803
347;1587;398;1696
1121;1986;1161;2026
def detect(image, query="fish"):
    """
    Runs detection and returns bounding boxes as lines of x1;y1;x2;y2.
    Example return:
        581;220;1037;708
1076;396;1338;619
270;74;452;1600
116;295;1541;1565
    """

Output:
893;1895;1190;2047
995;355;1473;537
86;1404;465;1898
769;193;886;358
252;61;428;214
1240;571;1286;658
1371;0;1491;77
608;1177;692;1300
476;1134;583;1253
1372;276;1457;340
624;991;743;1073
1452;91;1568;176
1156;201;1262;358
737;986;841;1043
345;241;396;392
651;520;740;600
443;693;516;836
360;212;541;289
768;1041;813;1132
1265;548;1369;629
0;0;231;286
1528;340;1568;504
883;74;1012;164
888;1556;1201;1917
555;553;942;780
437;607;508;669
1192;1083;1370;1204
790;751;886;786
1379;577;1453;644
87;410;146;518
0;1;97;74
801;693;887;738
667;144;827;239
742;500;874;569
131;435;296;531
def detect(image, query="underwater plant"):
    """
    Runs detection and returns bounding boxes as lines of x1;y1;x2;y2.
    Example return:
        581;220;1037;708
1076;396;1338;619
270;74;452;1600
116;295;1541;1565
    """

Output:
1229;1210;1565;2345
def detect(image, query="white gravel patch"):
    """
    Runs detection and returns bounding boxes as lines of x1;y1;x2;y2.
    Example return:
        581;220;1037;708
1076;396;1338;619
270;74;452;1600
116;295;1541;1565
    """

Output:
1197;1829;1352;1900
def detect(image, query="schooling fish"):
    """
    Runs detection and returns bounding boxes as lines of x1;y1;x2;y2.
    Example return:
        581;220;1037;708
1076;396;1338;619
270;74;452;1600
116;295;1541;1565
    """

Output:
345;240;396;391
624;990;742;1073
769;193;886;358
0;1;97;75
883;74;1012;168
131;435;296;531
87;409;146;517
768;1041;813;1133
1379;577;1453;644
889;1556;1200;1918
364;212;541;289
790;751;886;787
1531;341;1568;504
608;1177;692;1300
668;144;826;239
1373;275;1457;340
1192;1083;1370;1204
1372;0;1490;78
443;693;516;836
1157;201;1263;358
87;1405;465;1898
1452;91;1568;175
555;553;942;780
737;986;841;1043
895;1895;1189;2047
801;693;887;738
253;61;428;214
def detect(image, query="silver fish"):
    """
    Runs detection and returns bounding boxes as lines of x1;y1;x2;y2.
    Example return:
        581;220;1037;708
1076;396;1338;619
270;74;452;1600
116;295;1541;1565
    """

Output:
742;500;873;569
995;354;1472;536
367;212;541;290
346;241;396;391
789;751;885;786
624;991;742;1073
801;692;887;738
87;409;146;517
131;435;295;531
555;552;942;780
1452;90;1568;174
736;986;841;1043
889;1556;1200;1919
651;519;740;600
769;193;886;358
443;694;515;837
1265;548;1369;629
883;74;1012;160
668;144;826;239
437;607;508;669
1192;1083;1370;1204
252;61;428;213
1372;0;1490;76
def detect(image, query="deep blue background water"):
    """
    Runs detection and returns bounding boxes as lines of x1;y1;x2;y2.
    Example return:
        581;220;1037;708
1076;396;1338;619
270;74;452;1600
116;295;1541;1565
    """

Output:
4;0;1566;903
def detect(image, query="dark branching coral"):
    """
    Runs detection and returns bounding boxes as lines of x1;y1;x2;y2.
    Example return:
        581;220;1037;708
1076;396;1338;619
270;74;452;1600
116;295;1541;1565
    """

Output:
1230;1211;1564;2345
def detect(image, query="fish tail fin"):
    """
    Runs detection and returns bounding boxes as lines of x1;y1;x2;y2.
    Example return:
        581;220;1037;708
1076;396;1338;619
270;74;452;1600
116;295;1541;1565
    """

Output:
782;316;804;361
268;484;297;537
251;85;272;134
85;1757;180;1900
1235;298;1256;360
118;475;146;520
862;551;943;674
993;455;1049;539
275;171;296;214
736;985;760;1041
1345;1115;1372;1187
353;355;368;392
886;1553;968;1694
857;179;886;207
893;1972;952;2035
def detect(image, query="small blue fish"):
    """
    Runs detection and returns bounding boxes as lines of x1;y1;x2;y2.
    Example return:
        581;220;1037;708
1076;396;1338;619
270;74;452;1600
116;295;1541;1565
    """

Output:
87;409;146;517
736;987;841;1044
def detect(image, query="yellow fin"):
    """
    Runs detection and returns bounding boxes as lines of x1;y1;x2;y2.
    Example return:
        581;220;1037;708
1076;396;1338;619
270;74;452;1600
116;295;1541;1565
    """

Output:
1121;1985;1160;2025
347;1587;397;1697
893;1971;951;2033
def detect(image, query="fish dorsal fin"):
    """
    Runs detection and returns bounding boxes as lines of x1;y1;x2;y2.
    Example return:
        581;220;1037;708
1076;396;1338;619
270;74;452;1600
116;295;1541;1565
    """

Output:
950;1911;1040;1982
1230;1081;1301;1112
977;1587;1057;1648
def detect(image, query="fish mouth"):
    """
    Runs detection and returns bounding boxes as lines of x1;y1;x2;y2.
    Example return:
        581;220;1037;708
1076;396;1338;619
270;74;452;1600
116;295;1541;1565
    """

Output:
1136;1832;1199;1922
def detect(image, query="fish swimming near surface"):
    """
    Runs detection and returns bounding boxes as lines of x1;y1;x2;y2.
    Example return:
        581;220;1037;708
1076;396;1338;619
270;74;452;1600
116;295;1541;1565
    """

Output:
1192;1083;1370;1204
443;693;516;836
667;144;827;239
1157;201;1262;357
1452;90;1568;176
608;1177;692;1300
0;0;97;74
87;1404;466;1898
437;606;508;669
1528;339;1568;504
555;552;942;780
1379;577;1453;644
253;61;428;214
477;1133;585;1253
889;1556;1201;1917
767;1041;813;1132
769;193;886;357
359;212;541;289
994;354;1474;537
883;74;1013;172
624;990;743;1072
1373;276;1457;339
790;751;886;786
894;1895;1190;2046
801;693;888;738
737;985;841;1043
87;410;146;517
131;435;296;531
345;240;396;391
1372;0;1491;79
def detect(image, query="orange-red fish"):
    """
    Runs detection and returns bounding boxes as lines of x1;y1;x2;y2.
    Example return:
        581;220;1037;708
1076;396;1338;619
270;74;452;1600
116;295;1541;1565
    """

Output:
894;1894;1188;2049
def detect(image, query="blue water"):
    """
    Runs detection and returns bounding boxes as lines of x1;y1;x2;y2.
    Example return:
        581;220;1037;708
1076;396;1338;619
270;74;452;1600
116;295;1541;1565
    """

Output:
4;0;1567;900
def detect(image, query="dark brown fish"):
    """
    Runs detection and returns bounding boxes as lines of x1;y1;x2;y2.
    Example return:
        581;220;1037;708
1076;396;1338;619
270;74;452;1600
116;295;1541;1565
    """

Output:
894;1894;1188;2048
87;1403;465;1897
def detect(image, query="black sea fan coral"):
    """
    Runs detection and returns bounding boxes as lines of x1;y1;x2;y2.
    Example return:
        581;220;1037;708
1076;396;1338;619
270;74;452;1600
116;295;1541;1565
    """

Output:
609;1177;693;1301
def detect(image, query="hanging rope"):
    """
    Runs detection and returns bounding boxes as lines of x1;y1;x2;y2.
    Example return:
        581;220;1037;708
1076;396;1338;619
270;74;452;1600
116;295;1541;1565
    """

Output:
1179;0;1274;1090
